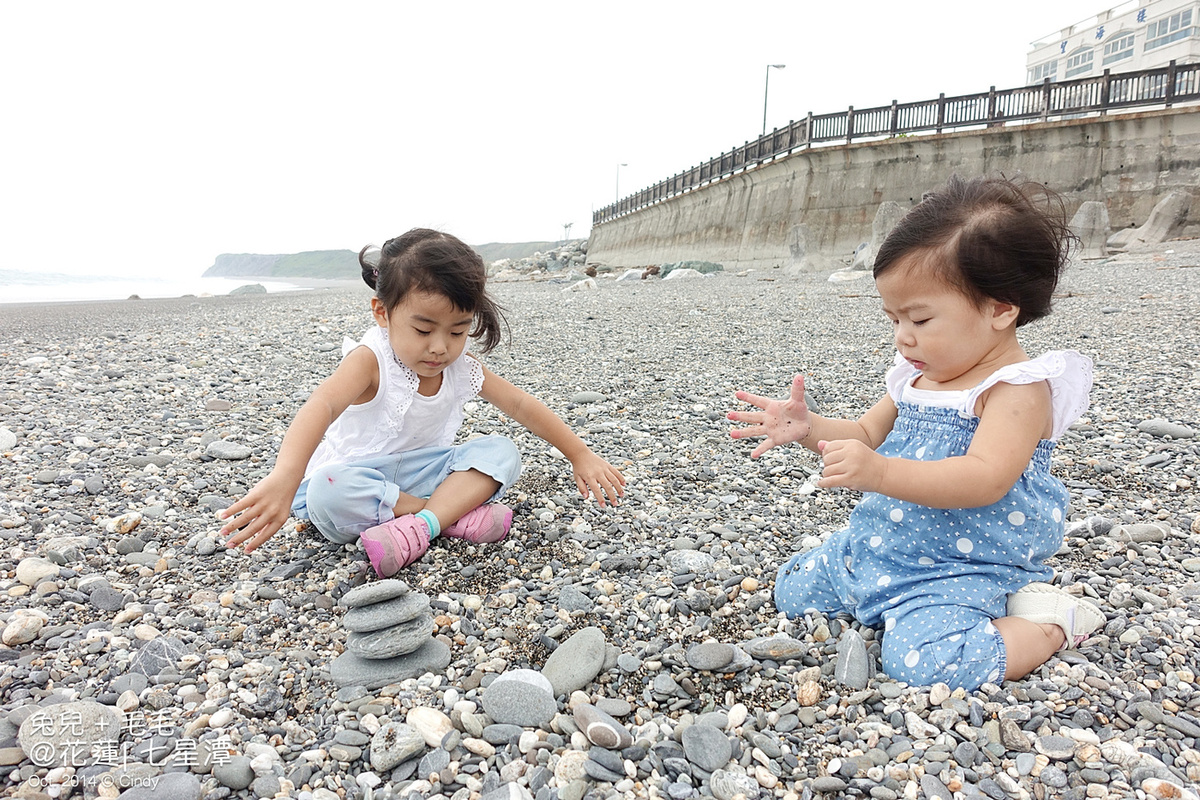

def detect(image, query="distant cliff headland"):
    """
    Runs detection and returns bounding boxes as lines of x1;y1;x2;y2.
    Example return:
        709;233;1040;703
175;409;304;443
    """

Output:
202;241;574;280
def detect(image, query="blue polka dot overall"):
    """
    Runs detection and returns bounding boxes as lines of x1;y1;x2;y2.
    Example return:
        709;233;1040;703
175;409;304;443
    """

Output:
774;351;1091;690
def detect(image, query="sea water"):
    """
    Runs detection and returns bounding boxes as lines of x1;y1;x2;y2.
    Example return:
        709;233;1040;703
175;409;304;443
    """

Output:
0;269;308;305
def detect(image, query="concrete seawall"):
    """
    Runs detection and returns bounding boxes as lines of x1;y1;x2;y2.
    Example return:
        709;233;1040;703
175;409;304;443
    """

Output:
587;107;1200;272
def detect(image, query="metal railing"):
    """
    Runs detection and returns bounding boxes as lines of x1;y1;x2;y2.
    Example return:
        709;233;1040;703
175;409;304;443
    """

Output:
594;60;1200;227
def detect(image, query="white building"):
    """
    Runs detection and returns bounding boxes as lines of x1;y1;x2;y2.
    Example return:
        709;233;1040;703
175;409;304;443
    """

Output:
1027;0;1200;84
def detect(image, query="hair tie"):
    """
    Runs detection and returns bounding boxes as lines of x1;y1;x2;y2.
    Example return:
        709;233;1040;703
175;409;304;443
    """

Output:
372;267;380;281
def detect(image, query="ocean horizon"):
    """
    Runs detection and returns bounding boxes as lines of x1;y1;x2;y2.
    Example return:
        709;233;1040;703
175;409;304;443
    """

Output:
0;269;313;305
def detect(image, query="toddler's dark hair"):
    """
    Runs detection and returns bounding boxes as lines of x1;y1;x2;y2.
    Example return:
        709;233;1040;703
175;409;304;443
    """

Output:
873;175;1075;327
359;228;506;352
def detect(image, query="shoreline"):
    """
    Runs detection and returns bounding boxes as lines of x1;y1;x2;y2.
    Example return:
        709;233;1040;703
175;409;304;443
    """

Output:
0;275;368;309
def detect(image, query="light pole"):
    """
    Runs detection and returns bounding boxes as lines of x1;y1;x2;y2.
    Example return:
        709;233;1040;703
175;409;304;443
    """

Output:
615;163;628;205
762;64;786;136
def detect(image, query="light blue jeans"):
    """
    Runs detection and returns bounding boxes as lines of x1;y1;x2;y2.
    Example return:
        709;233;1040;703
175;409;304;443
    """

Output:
291;435;522;544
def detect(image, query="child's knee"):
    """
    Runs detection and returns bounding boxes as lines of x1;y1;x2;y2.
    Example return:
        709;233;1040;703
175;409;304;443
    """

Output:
485;435;522;479
303;465;376;544
459;435;522;485
303;464;350;514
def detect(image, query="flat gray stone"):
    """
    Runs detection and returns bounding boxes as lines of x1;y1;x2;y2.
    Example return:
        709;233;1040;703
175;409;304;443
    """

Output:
341;579;411;608
686;641;734;671
343;592;430;632
1137;418;1196;439
570;391;605;404
346;613;433;659
89;585;126;611
542;626;606;696
213;755;254;790
418;748;450;779
483;723;524;744
743;635;806;661
206;441;252;460
920;773;954;800
370;722;426;771
681;723;731;773
1035;735;1077;760
481;669;557;728
594;697;631;718
330;637;451;690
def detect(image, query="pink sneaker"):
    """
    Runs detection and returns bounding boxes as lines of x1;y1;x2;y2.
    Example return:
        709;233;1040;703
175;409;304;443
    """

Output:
443;503;513;544
359;515;430;577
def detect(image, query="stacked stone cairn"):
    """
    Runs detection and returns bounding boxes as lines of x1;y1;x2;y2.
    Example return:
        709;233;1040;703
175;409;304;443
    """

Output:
329;580;451;690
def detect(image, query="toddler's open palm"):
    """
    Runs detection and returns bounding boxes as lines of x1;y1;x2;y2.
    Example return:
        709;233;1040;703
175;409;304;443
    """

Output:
729;375;812;458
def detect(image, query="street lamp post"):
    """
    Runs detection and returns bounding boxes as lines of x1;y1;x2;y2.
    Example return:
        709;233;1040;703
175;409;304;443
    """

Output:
615;163;628;205
762;64;786;137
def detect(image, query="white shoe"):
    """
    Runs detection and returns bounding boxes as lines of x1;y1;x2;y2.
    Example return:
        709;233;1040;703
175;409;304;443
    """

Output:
1007;582;1105;650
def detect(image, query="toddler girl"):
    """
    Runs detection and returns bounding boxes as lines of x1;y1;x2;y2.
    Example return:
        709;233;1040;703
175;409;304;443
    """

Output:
220;228;625;576
729;176;1103;690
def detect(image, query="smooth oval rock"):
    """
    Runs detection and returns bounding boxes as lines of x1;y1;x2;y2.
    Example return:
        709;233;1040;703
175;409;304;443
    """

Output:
681;723;732;773
345;613;433;659
16;557;59;587
342;592;430;632
686;641;734;671
481;669;557;728
406;706;454;748
341;579;411;608
329;637;451;690
370;722;426;771
542;626;607;696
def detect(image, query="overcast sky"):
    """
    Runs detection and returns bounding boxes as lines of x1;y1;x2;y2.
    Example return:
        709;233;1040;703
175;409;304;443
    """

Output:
1;1;1111;278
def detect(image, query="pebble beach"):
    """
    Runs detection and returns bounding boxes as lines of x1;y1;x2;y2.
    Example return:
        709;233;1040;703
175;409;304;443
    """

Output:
2;242;1199;800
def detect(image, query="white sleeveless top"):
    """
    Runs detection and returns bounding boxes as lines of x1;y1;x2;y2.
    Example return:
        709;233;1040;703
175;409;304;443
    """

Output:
304;326;485;478
884;350;1093;441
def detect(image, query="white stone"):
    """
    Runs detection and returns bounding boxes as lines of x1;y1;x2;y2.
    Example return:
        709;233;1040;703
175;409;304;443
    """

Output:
406;706;453;748
209;708;234;728
16;557;59;587
553;749;590;783
2;613;44;646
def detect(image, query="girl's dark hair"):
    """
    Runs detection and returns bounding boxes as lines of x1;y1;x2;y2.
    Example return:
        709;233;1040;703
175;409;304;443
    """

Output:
873;175;1076;327
359;228;507;352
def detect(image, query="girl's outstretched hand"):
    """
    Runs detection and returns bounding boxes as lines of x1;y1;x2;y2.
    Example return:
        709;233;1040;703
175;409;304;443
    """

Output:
571;452;626;507
728;374;812;458
218;471;299;554
817;439;886;493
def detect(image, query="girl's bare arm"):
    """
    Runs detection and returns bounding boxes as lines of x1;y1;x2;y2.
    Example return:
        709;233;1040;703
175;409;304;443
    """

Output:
478;364;625;506
730;374;898;456
220;347;379;551
819;380;1051;508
